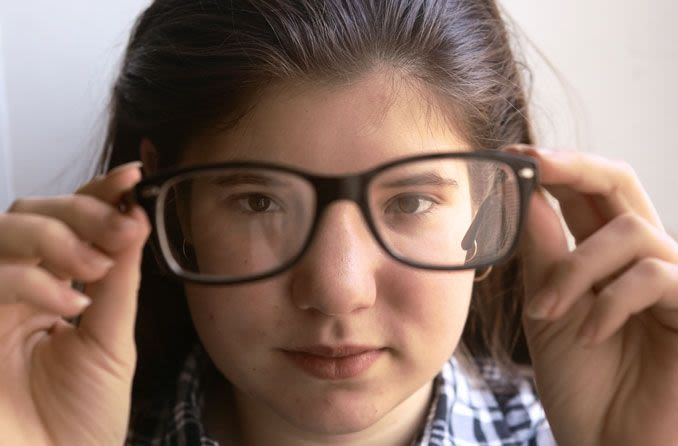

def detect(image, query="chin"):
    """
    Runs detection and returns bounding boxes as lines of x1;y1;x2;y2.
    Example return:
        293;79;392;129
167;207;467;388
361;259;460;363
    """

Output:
282;401;386;436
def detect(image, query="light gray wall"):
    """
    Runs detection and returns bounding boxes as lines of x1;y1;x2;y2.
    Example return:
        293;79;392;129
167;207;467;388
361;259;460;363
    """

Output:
0;0;150;209
0;21;12;207
0;1;676;235
505;0;678;235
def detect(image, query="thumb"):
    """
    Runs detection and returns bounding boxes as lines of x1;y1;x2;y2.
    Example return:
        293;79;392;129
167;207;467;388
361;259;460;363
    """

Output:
78;206;150;365
75;165;151;366
520;189;571;304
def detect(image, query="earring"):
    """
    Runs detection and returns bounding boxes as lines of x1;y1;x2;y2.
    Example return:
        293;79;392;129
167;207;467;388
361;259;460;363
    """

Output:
466;240;479;262
182;239;194;260
474;265;493;282
467;240;492;281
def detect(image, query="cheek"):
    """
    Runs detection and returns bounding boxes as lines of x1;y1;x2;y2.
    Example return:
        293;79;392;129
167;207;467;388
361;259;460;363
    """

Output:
379;266;475;358
184;282;285;373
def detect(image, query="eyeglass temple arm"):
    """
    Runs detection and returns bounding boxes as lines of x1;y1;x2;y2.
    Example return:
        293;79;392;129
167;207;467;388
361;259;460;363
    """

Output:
461;193;496;251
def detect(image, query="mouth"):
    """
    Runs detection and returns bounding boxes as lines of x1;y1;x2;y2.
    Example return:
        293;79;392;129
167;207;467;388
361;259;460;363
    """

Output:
281;345;386;380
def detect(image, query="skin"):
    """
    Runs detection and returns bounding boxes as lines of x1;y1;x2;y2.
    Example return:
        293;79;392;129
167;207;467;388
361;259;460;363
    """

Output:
179;72;476;445
0;70;676;446
511;146;678;445
0;165;149;445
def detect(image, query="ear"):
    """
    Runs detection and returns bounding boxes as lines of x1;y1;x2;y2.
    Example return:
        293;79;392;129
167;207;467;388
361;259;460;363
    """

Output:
140;138;158;175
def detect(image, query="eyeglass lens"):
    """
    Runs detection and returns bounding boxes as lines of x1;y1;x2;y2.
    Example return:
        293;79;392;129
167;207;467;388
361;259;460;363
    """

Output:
156;158;521;280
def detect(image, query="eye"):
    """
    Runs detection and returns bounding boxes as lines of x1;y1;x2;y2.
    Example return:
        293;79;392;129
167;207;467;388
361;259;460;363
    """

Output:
385;195;435;214
237;194;281;213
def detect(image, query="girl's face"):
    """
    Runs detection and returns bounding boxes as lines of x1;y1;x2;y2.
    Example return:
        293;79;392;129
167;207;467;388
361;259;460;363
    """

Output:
181;71;475;437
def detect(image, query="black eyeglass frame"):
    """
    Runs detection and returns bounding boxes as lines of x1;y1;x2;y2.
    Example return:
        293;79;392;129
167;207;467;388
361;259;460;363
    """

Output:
128;150;539;285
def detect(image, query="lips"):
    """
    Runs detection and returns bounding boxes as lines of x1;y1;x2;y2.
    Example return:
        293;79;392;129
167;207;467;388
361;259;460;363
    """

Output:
282;345;385;380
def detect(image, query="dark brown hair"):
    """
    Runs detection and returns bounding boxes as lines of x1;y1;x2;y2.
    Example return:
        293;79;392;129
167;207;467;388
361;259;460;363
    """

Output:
99;0;534;401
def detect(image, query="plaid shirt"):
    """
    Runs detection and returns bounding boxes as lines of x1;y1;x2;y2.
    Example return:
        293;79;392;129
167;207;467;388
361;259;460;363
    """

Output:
126;345;555;445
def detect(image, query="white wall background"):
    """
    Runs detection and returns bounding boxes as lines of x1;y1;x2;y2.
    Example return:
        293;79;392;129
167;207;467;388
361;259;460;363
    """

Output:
0;0;150;204
0;22;12;208
0;1;676;234
505;1;678;237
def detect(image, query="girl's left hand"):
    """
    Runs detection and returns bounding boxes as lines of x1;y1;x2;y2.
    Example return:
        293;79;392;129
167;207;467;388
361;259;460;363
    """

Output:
504;146;678;446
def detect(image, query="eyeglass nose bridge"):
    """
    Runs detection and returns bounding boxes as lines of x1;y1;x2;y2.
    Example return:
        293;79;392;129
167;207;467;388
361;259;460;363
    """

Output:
308;174;381;253
301;174;389;270
314;174;367;211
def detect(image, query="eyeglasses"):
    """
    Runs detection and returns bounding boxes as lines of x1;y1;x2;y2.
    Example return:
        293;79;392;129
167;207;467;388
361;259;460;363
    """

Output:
129;150;538;285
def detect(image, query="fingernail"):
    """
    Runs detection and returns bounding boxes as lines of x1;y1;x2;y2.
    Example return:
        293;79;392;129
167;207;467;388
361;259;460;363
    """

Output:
527;290;558;319
90;254;115;270
67;289;92;309
109;161;143;175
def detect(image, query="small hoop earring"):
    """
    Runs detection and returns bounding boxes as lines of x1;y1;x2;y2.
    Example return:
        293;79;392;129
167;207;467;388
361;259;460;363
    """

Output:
474;265;493;282
182;239;194;259
466;240;478;262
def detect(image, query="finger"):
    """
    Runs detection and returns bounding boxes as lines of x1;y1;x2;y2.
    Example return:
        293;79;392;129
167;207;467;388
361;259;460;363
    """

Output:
77;204;150;363
0;264;92;316
527;212;678;320
73;161;148;361
76;161;143;205
8;194;141;256
503;146;607;242
503;146;662;237
0;213;115;281
541;184;605;243
520;188;572;307
540;150;659;224
576;258;678;346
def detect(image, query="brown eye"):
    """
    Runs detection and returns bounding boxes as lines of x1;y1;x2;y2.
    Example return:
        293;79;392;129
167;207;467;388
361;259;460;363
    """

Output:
247;194;273;212
385;195;435;215
397;196;422;213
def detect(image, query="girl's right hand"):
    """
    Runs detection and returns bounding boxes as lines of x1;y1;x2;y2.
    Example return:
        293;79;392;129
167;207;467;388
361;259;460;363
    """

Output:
0;162;150;446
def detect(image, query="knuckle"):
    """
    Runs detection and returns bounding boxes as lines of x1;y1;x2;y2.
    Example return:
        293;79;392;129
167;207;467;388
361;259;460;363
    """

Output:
611;212;646;234
560;252;587;278
61;194;87;213
62;194;100;217
39;218;71;247
612;159;639;187
596;283;619;305
636;258;667;281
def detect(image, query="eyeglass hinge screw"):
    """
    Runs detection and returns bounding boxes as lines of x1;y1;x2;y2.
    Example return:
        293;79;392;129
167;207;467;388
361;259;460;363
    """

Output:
518;167;535;179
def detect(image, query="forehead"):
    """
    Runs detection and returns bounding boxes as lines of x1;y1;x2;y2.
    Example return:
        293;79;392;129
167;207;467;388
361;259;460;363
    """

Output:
183;70;469;174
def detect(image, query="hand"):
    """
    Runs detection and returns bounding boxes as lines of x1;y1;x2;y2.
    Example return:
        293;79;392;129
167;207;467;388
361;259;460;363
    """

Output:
0;162;150;446
505;146;678;446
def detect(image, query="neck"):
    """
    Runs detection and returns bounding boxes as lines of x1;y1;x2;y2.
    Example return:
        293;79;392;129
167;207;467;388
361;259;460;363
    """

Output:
205;377;434;446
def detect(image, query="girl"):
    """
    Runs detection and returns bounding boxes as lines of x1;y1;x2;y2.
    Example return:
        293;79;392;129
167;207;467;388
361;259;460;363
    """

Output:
1;1;677;445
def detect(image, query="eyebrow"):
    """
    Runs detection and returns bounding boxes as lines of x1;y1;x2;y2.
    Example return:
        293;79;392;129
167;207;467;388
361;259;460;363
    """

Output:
208;172;291;187
380;172;459;188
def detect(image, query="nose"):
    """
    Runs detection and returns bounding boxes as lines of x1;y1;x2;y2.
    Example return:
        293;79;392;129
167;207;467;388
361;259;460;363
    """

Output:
290;201;380;316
